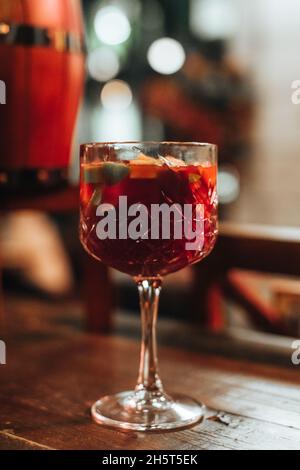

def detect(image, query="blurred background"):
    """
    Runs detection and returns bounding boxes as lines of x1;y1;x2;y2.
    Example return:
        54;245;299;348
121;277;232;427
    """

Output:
1;0;300;359
79;0;298;226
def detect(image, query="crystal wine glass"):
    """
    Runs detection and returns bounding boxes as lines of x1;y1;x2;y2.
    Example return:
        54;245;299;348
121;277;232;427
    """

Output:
79;142;218;431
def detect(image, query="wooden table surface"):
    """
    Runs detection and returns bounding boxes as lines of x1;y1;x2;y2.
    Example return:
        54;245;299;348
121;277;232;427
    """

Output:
1;297;300;450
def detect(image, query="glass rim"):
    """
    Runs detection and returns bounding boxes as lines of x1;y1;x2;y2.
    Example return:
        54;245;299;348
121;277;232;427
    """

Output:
80;141;217;151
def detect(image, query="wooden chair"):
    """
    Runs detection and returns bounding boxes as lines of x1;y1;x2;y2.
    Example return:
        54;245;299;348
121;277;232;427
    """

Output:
192;222;300;334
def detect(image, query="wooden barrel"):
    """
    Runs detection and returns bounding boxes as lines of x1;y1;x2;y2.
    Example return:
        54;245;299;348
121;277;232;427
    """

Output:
0;0;85;190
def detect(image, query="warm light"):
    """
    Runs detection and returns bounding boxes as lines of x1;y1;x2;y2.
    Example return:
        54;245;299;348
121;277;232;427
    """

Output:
87;47;120;82
94;6;131;45
100;80;133;111
147;37;186;75
190;0;237;39
0;23;10;35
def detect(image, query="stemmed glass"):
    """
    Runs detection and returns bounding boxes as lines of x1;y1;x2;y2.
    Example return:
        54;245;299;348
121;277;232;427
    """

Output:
79;142;217;431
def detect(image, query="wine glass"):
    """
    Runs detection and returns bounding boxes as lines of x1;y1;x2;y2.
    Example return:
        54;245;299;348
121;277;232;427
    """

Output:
79;142;217;431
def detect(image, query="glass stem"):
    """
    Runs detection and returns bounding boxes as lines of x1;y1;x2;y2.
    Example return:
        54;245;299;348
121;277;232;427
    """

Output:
135;278;163;394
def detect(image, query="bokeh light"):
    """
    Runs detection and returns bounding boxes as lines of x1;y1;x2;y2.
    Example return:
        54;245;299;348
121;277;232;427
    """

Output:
147;37;186;75
190;0;237;40
87;47;120;82
94;104;142;142
190;0;237;39
100;80;133;111
94;6;131;45
218;165;240;204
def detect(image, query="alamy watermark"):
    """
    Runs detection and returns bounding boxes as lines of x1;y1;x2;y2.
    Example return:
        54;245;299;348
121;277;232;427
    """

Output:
291;340;300;365
0;80;6;104
0;340;6;365
95;196;205;251
291;80;300;104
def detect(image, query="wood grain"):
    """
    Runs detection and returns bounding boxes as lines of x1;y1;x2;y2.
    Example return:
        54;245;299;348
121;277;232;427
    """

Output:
1;297;300;450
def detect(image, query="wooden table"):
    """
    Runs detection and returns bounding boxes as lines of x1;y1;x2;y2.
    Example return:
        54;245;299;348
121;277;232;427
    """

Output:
1;297;300;450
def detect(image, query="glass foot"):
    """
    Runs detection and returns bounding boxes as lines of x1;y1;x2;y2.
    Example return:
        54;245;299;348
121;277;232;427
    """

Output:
91;390;206;431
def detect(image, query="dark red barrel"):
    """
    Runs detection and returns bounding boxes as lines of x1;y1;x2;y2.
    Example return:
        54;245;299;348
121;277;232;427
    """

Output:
0;0;85;190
